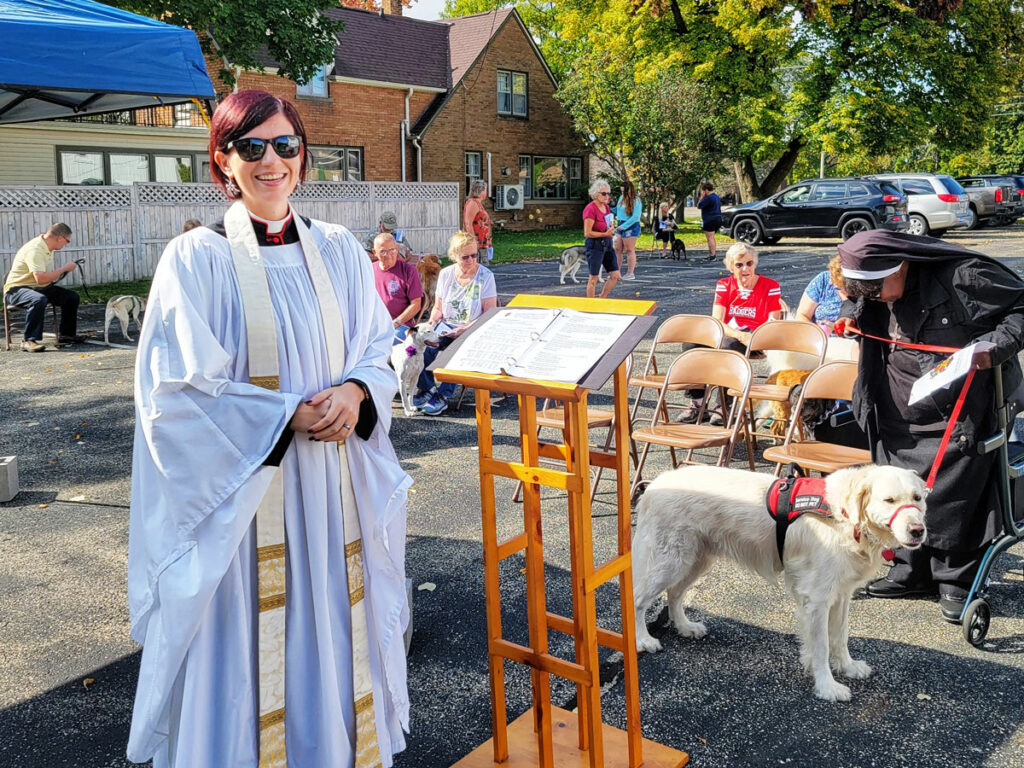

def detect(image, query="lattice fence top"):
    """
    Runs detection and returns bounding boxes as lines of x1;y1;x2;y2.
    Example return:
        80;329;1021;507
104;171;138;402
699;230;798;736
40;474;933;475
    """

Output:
0;185;132;210
294;182;372;201
136;183;228;205
372;182;459;200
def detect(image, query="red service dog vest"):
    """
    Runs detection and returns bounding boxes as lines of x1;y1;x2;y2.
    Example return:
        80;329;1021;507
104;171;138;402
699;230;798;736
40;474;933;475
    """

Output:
765;475;832;561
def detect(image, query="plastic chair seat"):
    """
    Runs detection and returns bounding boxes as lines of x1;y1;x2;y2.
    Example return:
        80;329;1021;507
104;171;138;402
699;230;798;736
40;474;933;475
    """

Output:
537;406;613;429
763;441;872;474
631;423;733;450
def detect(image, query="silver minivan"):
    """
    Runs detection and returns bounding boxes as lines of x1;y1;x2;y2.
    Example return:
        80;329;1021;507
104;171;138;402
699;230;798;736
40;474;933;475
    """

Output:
867;173;970;236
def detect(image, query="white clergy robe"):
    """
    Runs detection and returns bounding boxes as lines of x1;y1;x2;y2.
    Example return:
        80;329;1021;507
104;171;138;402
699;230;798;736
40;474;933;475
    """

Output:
127;219;411;768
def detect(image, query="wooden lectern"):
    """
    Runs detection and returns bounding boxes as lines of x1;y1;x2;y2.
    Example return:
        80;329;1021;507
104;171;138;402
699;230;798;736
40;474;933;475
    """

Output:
433;295;688;768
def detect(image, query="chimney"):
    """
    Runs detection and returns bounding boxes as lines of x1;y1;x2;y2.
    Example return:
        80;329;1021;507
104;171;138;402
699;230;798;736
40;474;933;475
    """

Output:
382;0;403;16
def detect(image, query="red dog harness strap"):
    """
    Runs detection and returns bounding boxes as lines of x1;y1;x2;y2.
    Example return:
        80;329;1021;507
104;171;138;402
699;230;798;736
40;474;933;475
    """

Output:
765;472;832;561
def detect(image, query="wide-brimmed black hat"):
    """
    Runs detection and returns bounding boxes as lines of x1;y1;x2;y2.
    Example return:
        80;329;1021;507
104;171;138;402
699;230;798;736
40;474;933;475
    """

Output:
838;230;988;280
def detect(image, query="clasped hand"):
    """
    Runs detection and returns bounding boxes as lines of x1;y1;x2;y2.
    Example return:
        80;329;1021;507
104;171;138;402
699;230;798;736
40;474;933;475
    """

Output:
289;382;364;442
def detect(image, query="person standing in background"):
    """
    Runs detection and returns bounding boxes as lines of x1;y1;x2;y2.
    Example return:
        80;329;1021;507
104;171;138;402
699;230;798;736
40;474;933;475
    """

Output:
463;179;493;264
582;180;620;299
697;182;723;262
614;180;642;280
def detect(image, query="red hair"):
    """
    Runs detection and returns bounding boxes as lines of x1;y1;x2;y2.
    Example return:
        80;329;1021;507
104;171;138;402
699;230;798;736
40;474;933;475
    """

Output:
208;90;311;199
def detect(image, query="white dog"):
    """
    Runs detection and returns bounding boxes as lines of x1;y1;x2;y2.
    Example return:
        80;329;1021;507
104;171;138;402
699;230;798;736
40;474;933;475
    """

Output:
391;323;440;416
104;295;146;344
632;464;927;702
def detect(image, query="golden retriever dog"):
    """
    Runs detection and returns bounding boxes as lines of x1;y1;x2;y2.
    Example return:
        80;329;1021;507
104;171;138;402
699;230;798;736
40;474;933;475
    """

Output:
632;464;928;701
416;254;442;321
762;368;812;437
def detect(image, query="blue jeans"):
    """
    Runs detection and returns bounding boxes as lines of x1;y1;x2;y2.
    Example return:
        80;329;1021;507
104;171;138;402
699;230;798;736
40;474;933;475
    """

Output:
5;285;79;341
417;337;456;396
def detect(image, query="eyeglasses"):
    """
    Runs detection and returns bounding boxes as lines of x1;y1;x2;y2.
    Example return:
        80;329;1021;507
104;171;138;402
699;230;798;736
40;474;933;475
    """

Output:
226;135;303;162
376;247;399;256
598;191;611;196
735;260;756;268
459;253;478;261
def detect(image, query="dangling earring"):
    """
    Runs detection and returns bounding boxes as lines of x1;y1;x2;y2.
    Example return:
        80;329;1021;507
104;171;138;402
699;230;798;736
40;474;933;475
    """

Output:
225;175;240;198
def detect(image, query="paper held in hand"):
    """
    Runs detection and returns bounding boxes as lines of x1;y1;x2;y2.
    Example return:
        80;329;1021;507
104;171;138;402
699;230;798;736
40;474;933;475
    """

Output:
907;341;995;405
443;307;635;384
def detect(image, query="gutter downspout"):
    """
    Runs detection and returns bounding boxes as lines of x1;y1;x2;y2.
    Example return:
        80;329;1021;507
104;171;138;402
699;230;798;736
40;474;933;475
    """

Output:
486;152;492;196
402;88;413;183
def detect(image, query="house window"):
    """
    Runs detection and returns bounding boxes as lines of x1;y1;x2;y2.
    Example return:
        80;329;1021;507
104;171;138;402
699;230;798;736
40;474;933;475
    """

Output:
297;65;329;98
497;70;527;117
518;155;584;200
57;147;205;185
465;151;482;194
309;146;363;181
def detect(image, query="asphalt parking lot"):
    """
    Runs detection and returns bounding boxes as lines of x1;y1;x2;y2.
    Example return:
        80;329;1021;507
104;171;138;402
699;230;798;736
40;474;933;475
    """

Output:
2;226;1024;767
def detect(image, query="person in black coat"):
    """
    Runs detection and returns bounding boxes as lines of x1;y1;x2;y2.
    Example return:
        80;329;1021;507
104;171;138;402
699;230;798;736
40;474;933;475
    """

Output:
837;230;1024;621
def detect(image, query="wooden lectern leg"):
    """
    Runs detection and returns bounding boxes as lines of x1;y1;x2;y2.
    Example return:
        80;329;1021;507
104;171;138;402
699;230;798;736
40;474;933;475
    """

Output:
475;392;509;763
518;395;554;766
565;396;604;767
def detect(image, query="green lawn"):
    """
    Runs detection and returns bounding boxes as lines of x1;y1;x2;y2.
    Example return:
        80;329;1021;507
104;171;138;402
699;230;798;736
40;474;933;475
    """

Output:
491;217;730;263
71;279;152;305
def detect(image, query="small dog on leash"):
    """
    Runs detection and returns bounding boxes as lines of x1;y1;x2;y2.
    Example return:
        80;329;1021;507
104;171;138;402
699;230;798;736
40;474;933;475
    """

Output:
104;295;146;344
391;323;441;416
670;238;686;261
416;254;442;321
632;464;927;701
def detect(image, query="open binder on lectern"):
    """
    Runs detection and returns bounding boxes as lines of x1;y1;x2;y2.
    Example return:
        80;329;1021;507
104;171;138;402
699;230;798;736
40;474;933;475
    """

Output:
432;306;654;388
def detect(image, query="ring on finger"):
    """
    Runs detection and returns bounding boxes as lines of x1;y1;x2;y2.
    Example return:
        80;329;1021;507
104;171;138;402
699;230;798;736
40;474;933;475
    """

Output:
343;423;351;430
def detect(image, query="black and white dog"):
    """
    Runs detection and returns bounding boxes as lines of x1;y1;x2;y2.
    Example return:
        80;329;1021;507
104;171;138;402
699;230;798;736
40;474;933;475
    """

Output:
391;323;441;416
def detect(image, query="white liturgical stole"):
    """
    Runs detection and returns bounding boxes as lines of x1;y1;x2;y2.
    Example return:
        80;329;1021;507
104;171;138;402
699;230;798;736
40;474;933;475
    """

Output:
225;201;382;768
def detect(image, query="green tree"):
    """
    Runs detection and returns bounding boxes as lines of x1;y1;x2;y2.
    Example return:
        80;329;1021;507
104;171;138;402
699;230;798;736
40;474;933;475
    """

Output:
112;0;345;86
550;0;1024;199
558;60;726;208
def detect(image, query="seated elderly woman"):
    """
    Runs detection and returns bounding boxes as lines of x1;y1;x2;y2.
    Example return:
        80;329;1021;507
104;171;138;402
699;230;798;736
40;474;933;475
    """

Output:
796;255;846;334
414;230;498;416
679;241;784;422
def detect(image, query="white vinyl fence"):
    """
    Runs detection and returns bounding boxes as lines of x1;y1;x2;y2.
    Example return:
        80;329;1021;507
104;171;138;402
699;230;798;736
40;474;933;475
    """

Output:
0;181;460;287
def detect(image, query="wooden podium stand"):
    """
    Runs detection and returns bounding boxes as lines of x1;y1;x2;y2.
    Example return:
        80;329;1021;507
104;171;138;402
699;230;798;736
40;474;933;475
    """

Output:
433;295;688;768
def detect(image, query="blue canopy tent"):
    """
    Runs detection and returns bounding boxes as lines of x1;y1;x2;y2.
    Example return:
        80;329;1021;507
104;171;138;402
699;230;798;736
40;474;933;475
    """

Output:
0;0;216;125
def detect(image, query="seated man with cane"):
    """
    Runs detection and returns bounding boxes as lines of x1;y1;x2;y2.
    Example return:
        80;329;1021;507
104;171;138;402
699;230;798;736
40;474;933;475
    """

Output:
3;223;83;351
837;230;1024;621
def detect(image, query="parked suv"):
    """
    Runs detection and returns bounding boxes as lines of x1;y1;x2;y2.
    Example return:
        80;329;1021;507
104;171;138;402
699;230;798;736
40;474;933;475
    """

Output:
866;173;970;237
721;177;908;245
956;175;1017;228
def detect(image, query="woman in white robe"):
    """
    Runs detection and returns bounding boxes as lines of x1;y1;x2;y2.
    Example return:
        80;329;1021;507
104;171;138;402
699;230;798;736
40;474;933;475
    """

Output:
127;90;410;768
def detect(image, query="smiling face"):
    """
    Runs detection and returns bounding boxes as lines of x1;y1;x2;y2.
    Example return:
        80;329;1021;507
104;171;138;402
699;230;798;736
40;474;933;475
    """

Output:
214;111;303;221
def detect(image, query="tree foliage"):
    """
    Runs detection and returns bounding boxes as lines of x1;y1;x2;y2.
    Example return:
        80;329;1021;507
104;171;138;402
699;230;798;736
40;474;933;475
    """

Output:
558;60;726;207
112;0;345;86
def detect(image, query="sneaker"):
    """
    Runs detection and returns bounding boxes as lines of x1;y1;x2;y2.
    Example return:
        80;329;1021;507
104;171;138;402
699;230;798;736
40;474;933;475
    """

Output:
622;273;636;281
412;390;434;408
20;340;45;352
420;392;448;416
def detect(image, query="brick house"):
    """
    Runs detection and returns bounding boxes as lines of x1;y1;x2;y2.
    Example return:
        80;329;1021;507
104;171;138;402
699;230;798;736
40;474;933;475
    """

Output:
0;5;586;231
231;5;587;230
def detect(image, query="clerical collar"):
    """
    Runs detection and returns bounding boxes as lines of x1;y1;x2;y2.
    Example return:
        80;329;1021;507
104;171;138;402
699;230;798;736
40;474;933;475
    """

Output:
249;211;298;246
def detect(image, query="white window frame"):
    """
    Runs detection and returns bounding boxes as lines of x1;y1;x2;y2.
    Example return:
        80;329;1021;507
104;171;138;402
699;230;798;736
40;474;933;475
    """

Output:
297;64;329;98
497;69;528;117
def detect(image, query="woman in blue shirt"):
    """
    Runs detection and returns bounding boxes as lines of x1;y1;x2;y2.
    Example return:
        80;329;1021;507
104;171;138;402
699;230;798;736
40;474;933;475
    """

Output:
614;180;643;280
696;181;722;261
795;255;846;334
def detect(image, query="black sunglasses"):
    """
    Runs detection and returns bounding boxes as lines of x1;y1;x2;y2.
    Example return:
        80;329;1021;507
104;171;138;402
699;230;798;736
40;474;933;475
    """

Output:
226;135;303;162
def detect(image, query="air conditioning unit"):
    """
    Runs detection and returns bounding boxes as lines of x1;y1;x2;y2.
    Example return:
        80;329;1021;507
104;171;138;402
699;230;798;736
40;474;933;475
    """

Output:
493;184;524;211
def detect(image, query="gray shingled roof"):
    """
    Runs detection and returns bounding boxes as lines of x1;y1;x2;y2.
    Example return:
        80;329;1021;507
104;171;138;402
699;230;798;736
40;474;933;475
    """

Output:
327;7;450;90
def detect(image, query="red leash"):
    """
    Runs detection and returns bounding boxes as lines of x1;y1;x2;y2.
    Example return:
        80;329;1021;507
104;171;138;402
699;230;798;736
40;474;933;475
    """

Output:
834;320;976;490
